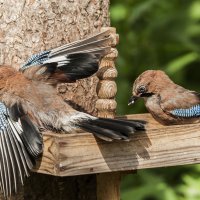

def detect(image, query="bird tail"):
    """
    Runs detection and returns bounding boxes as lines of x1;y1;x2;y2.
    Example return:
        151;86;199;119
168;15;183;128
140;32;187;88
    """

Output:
78;117;145;142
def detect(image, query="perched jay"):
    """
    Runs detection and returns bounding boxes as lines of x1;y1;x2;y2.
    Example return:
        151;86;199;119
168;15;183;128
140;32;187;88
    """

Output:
129;70;200;125
0;30;145;197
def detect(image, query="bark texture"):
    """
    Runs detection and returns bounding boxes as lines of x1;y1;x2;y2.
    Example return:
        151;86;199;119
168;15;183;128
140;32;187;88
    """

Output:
0;0;110;115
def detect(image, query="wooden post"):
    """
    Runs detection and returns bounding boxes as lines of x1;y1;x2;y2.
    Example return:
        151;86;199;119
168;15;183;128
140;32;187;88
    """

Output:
96;27;118;118
97;173;121;200
95;27;121;200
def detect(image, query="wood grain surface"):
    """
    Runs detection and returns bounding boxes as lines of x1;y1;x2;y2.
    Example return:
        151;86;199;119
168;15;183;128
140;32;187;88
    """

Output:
33;113;200;176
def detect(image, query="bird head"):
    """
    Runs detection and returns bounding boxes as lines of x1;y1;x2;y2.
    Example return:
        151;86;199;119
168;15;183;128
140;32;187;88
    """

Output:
128;70;172;105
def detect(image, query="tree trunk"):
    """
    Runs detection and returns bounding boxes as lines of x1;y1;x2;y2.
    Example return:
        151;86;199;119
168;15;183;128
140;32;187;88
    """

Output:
0;0;110;115
0;1;120;200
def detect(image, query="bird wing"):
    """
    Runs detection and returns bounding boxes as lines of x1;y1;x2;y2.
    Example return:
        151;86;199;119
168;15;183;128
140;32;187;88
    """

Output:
20;30;112;84
169;104;200;117
160;86;200;118
0;102;43;197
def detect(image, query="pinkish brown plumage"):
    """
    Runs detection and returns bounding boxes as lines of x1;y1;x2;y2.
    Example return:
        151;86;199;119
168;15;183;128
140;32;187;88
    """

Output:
129;70;200;125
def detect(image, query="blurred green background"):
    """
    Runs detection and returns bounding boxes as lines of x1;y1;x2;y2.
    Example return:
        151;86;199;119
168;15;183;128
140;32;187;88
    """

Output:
110;0;200;199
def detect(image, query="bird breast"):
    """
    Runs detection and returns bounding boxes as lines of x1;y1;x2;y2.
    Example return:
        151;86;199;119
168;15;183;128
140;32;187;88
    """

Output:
145;95;177;125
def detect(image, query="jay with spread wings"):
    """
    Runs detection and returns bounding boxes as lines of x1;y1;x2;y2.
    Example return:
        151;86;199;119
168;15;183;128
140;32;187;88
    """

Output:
0;30;145;197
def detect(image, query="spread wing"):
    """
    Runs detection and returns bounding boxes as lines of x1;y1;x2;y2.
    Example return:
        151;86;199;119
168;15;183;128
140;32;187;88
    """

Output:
20;30;112;85
160;86;200;118
0;102;43;197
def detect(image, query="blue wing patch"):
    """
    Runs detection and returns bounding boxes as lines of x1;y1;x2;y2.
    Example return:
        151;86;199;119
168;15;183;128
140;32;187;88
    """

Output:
170;104;200;118
0;102;8;130
20;50;50;70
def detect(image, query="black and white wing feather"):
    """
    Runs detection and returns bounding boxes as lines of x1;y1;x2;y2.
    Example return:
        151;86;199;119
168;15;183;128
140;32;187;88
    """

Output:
0;102;40;197
20;30;112;84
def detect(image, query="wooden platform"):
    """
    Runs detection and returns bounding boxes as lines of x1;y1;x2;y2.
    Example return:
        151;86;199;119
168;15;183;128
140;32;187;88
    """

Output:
34;113;200;176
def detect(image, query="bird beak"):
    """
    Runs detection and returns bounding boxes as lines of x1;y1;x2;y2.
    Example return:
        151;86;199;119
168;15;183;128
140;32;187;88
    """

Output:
128;95;139;106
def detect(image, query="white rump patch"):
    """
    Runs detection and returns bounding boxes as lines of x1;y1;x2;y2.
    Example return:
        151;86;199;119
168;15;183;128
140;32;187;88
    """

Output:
61;112;97;132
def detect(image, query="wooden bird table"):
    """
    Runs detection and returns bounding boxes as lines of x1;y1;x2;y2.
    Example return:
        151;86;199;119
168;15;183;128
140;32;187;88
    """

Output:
1;1;200;200
30;113;200;200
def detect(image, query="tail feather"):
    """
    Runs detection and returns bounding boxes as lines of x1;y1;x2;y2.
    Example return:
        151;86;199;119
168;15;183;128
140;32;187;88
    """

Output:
80;122;129;141
91;118;135;136
78;117;146;142
101;118;146;130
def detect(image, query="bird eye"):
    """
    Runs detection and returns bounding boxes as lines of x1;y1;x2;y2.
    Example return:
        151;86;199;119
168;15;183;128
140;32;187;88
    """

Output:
137;85;146;94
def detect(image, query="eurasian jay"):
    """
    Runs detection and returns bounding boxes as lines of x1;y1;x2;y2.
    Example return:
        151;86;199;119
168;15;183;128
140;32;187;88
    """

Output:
129;70;200;125
0;30;145;197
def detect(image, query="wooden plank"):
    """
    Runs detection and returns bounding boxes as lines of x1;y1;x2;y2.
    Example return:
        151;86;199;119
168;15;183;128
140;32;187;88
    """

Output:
33;113;200;176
